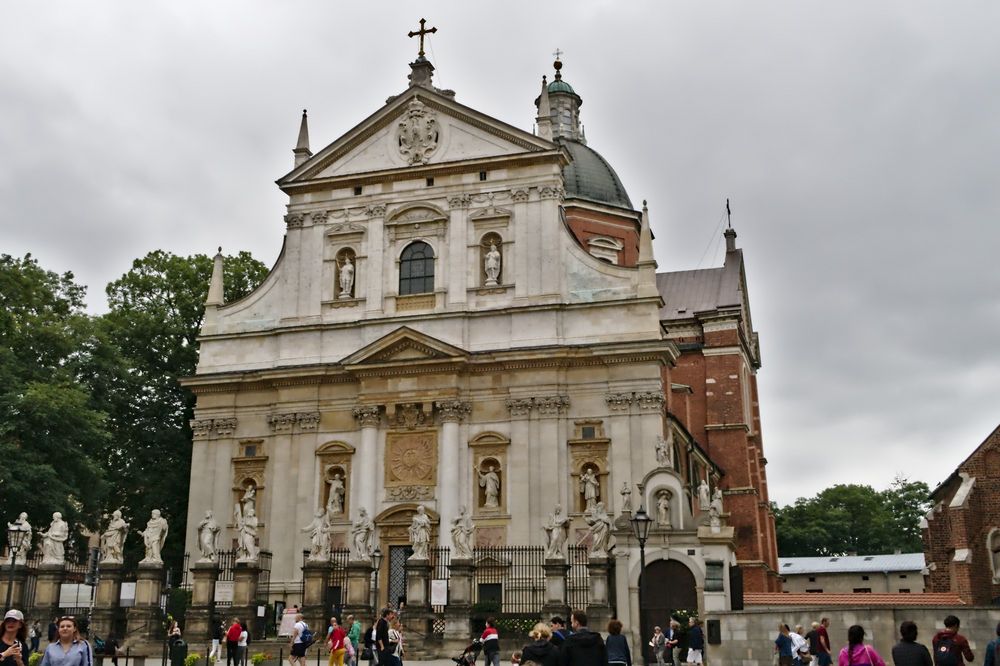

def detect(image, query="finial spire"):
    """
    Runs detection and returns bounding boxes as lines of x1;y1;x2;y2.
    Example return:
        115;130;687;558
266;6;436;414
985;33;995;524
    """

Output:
637;200;658;297
536;74;552;141
408;18;437;58
206;247;225;307
293;109;311;168
724;199;737;252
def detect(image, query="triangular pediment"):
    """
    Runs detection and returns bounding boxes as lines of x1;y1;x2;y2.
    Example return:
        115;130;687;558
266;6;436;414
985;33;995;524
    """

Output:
340;326;468;367
278;86;557;187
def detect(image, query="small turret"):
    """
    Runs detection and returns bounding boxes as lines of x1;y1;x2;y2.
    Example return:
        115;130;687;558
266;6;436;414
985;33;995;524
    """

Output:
535;56;584;143
637;201;658;297
206;247;225;307
293;110;311;168
724;227;738;253
535;75;553;141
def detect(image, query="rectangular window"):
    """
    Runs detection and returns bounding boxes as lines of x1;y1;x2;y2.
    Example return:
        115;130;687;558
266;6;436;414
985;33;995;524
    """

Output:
243;445;256;458
853;588;872;593
899;589;910;593
479;170;488;181
808;576;816;582
426;177;434;186
861;575;870;581
805;589;823;593
705;561;725;592
581;426;596;439
899;574;907;579
353;186;363;195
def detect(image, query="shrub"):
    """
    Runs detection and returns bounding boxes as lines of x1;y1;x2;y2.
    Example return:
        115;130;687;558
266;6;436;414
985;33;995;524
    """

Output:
184;655;201;666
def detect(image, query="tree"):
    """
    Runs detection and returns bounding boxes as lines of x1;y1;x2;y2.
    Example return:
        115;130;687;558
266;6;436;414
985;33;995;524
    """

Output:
0;254;110;553
92;250;267;573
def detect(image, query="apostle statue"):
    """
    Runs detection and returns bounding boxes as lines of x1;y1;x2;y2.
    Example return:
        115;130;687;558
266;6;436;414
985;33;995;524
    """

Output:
325;471;346;518
350;508;375;562
302;510;331;562
580;468;600;512
656;491;672;528
484;242;501;286
655;436;671;468
408;506;432;560
100;510;130;564
620;483;633;514
542;504;569;560
710;488;724;518
139;509;169;564
580;502;613;558
240;483;257;516
39;512;69;565
235;506;259;562
697;479;711;511
5;513;32;565
197;510;221;563
451;506;475;560
477;465;501;510
339;256;355;299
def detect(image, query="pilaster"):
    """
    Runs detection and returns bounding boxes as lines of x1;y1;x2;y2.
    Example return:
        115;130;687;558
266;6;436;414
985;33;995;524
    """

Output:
542;559;571;619
0;564;29;611
231;562;262;628
342;560;374;620
405;558;432;636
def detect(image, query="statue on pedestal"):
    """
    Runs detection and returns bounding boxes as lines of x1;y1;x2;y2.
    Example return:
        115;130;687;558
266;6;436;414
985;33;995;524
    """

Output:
542;504;569;560
235;505;259;563
697;479;711;511
619;483;633;514
39;512;69;565
451;506;475;560
350;508;375;562
710;488;724;518
6;513;32;565
484;242;501;286
580;468;600;512
339;256;355;299
139;509;169;564
100;510;130;564
408;506;432;560
477;465;501;510
655;436;672;468
325;471;346;518
656;491;672;528
240;483;257;516
197;510;220;563
302;510;331;562
580;502;613;558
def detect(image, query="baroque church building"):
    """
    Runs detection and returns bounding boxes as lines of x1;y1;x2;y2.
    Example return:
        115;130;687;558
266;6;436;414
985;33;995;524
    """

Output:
182;42;780;640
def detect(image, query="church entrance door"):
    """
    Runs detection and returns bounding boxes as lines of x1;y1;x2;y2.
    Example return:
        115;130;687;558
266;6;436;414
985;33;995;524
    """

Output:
639;559;697;663
387;545;410;610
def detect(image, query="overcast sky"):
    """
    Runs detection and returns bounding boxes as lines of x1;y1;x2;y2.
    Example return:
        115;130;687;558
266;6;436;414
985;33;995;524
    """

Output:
2;2;997;508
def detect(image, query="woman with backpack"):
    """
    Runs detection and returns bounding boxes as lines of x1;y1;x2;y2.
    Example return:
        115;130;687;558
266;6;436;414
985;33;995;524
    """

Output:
838;625;886;666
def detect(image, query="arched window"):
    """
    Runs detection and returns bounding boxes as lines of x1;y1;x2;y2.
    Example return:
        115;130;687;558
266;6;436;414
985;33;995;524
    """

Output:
399;241;435;295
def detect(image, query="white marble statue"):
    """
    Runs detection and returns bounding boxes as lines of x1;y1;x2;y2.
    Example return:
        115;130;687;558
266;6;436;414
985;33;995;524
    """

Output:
698;479;711;511
241;483;257;515
350;508;375;562
325;471;346;517
580;502;613;558
408;506;432;560
100;510;130;564
710;487;724;517
484;242;501;286
197;510;221;563
542;504;569;560
139;509;169;564
6;513;32;565
451;506;475;560
478;465;501;509
580;468;600;512
39;512;69;565
302;510;331;562
655;436;671;468
620;483;633;514
339;256;355;299
236;506;259;562
656;491;672;527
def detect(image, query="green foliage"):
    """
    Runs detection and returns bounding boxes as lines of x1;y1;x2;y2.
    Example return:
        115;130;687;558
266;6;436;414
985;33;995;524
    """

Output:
250;653;271;666
184;654;202;666
29;652;43;666
774;477;931;557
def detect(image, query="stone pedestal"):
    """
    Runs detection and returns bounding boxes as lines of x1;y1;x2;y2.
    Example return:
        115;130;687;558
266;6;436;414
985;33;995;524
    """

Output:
301;561;331;635
232;561;261;629
404;558;432;637
0;563;29;610
91;563;124;639
342;560;373;620
34;564;66;625
185;562;220;640
443;559;474;642
542;559;570;618
586;557;612;628
127;562;164;641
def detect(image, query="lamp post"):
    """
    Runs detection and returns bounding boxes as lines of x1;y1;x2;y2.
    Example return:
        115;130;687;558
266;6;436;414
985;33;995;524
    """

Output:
5;524;29;610
371;547;383;610
630;505;653;666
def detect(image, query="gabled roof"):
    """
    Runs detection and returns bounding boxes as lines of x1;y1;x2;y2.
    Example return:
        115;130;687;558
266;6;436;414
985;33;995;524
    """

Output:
778;553;925;575
656;249;744;320
746;592;964;607
339;326;468;368
930;422;1000;500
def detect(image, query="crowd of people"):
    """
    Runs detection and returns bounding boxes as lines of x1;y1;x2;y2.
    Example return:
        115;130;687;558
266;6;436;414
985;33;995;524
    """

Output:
1;611;94;666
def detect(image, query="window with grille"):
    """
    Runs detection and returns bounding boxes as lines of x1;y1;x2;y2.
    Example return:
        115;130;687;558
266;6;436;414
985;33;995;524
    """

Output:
399;241;435;295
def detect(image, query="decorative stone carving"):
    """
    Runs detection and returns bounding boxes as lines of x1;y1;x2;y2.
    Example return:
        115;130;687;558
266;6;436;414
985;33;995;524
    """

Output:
535;395;570;415
436;400;471;423
505;398;533;416
325;470;346;517
365;204;387;218
284;213;305;228
620;483;633;514
234;504;259;563
5;513;31;565
635;392;665;411
196;510;220;563
447;194;471;209
302;510;331;562
451;506;475;560
191;419;213;439
580;468;600;512
390;403;428;429
656;490;672;528
338;256;355;299
484;242;501;287
139;509;169;564
39;513;69;565
605;393;633;411
240;482;257;516
385;430;438;495
542;504;569;560
655;436;672;468
397;98;439;165
710;488;724;517
297;412;320;430
100;510;130;564
408;506;432;560
511;188;530;203
539;186;565;200
698;479;711;511
267;413;297;432
352;405;381;428
310;210;329;224
214;418;238;437
328;221;366;234
477;464;501;510
385;485;435;501
580;502;613;557
350;508;375;561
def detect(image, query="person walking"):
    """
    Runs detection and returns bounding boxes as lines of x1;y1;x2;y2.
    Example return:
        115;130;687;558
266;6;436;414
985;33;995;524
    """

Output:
520;623;559;666
892;621;932;666
932;616;974;666
649;626;666;666
328;617;347;666
1;610;28;666
817;619;833;666
776;624;795;666
209;618;223;663
665;621;680;665
482;619;500;666
289;614;311;666
838;625;886;666
983;622;1000;666
559;610;607;666
792;626;809;666
28;621;40;656
237;624;248;666
687;618;705;666
226;619;243;666
605;620;631;666
346;615;361;666
104;634;120;666
549;618;568;648
39;617;92;666
375;609;395;666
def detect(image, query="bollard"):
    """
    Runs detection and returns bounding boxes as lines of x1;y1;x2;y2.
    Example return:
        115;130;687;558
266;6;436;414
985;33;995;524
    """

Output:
278;648;283;665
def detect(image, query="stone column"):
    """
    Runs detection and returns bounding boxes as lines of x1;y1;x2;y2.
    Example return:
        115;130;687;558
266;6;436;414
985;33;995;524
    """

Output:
91;563;125;639
0;563;29;610
436;400;470;550
586;557;613;628
404;558;432;637
232;562;261;630
34;564;66;628
352;406;381;515
301;561;330;635
443;559;474;643
342;561;373;620
127;562;164;641
542;559;570;619
185;562;220;641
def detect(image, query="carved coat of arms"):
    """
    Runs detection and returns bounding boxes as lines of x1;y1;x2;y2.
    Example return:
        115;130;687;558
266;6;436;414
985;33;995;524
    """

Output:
397;99;439;165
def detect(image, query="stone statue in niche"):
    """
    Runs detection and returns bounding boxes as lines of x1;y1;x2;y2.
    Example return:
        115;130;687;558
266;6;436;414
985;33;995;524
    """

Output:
698;479;711;511
710;487;724;517
350;508;375;561
655;436;672;468
656;490;672;528
100;510;130;564
619;483;633;514
235;505;259;562
477;464;501;510
241;482;257;516
484;242;501;286
542;503;569;560
326;470;346;517
451;506;475;560
579;502;613;558
196;510;220;563
302;510;331;562
338;256;355;299
39;512;69;565
408;505;432;560
580;467;600;512
139;509;169;564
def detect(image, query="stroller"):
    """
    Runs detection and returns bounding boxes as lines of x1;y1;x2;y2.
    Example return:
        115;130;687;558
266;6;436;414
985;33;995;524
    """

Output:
452;638;483;666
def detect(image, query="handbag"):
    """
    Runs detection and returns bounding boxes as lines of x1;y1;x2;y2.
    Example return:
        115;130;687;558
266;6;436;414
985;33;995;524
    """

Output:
360;647;373;661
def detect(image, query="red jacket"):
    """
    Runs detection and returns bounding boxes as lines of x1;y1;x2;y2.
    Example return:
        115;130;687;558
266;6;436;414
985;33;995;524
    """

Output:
932;630;974;665
226;623;243;642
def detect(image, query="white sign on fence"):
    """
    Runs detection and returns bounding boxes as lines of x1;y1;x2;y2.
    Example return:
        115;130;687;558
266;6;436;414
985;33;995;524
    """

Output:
430;579;448;607
119;582;136;607
215;581;234;603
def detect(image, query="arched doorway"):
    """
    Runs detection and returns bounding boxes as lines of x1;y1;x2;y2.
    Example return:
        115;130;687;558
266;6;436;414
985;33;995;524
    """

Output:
640;559;698;663
373;505;439;610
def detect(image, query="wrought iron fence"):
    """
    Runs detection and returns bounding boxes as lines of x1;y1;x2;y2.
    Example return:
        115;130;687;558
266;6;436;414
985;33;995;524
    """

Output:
567;546;589;611
471;546;545;615
428;547;450;635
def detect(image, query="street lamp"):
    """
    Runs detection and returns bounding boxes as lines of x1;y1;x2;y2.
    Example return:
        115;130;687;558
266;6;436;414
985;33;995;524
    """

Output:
5;523;29;610
371;547;384;610
630;505;653;666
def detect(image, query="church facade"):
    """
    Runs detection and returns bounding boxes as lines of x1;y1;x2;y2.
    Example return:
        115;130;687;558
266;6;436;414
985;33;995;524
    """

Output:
182;45;779;638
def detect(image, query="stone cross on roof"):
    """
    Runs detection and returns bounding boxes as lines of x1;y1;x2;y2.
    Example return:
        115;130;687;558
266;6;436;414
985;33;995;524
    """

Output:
408;18;437;58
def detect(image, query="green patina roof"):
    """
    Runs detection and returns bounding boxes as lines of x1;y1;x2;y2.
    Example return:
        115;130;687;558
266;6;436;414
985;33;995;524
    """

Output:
559;139;633;209
547;79;576;95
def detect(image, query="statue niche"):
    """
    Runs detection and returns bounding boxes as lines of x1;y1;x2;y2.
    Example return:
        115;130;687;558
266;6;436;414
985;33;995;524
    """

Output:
578;462;603;514
476;458;502;512
480;232;503;287
323;465;347;519
336;248;357;300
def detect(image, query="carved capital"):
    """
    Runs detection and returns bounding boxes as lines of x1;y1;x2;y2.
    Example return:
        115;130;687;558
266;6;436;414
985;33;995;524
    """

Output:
297;412;321;430
310;210;329;225
352;405;381;428
448;194;471;210
214;418;238;437
191;419;213;439
605;393;633;411
634;392;665;411
436;400;471;423
534;395;570;415
267;413;297;432
365;204;387;218
192;418;238;439
284;213;304;228
511;188;530;203
539;186;565;201
505;398;533;417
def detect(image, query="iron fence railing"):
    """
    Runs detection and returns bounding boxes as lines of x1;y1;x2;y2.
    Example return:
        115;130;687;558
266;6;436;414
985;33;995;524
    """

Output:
471;546;545;615
567;545;590;611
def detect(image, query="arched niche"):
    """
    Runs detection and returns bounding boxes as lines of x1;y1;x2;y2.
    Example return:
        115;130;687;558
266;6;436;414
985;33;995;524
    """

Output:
988;528;1000;584
374;503;441;544
316;441;355;524
469;432;510;516
480;231;503;287
335;247;357;300
640;468;693;531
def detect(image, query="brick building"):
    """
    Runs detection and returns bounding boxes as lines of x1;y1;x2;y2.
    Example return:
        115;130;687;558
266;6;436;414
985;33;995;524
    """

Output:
922;423;1000;604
